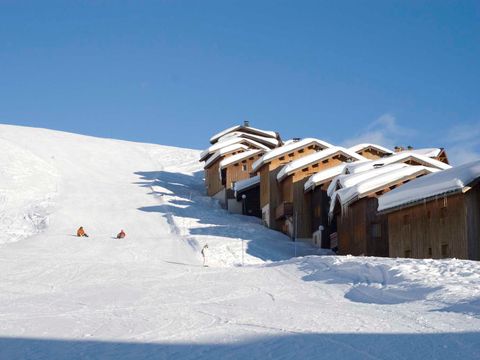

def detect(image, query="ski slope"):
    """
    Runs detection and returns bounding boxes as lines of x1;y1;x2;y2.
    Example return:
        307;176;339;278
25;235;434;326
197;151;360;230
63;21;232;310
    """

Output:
0;124;479;359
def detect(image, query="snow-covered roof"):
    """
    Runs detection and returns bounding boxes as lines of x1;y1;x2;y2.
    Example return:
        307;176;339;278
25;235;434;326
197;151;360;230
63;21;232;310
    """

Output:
342;151;451;175
216;132;280;148
304;164;347;192
209;125;278;144
219;149;264;169
403;148;443;158
378;159;480;213
277;146;366;182
233;175;260;196
200;137;269;162
349;143;393;155
329;165;439;218
251;138;334;173
327;163;410;197
204;144;249;169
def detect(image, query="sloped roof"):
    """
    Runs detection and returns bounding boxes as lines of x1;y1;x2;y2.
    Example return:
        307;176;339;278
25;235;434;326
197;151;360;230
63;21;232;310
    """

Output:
277;146;366;182
217;132;280;148
251;138;333;173
327;163;410;197
200;137;269;162
209;125;278;144
329;165;439;218
349;143;393;155
342;151;451;175
304;164;347;192
219;149;264;169
378;159;480;212
403;148;442;158
204;143;249;169
233;175;260;196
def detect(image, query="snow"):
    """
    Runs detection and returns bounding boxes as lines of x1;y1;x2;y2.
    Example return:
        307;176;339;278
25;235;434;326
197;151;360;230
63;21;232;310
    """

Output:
203;143;249;168
199;137;269;162
234;175;260;195
378;159;480;212
1;124;480;359
327;163;411;197
219;149;264;169
343;151;451;175
217;131;280;147
349;143;394;155
329;165;439;215
304;164;347;192
405;147;443;158
277;146;366;182
251;138;333;173
209;125;278;144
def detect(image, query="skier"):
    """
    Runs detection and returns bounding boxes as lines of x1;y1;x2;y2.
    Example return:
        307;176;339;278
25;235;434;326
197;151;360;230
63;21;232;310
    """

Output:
76;226;89;237
116;229;126;239
201;244;209;267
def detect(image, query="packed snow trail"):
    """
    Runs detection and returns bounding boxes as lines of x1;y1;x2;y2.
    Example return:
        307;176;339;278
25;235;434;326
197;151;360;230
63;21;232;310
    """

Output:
0;125;479;359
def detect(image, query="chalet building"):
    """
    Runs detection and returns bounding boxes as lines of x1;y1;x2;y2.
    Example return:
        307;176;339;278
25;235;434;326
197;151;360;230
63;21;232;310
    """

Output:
340;151;451;176
394;146;450;164
200;137;270;163
329;165;439;257
219;149;265;210
275;147;365;241
378;160;480;260
304;163;350;248
349;143;393;160
209;121;282;146
230;176;261;217
204;143;250;203
251;138;333;229
201;122;281;205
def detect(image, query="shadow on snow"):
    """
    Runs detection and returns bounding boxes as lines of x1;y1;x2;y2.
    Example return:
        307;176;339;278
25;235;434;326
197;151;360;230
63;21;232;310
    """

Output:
1;332;479;360
134;170;324;262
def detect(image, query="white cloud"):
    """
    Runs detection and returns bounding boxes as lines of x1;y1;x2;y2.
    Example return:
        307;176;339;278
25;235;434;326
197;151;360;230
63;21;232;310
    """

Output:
443;122;480;165
342;113;415;150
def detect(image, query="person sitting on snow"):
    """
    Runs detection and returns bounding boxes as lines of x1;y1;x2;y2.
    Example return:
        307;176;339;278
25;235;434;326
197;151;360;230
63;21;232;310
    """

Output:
116;229;126;239
77;226;89;237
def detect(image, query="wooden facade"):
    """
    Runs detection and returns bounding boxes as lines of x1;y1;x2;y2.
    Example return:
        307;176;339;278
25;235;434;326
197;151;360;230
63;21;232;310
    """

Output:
332;171;432;257
276;152;356;240
256;142;327;229
355;147;391;160
221;152;264;191
204;148;247;197
386;183;480;260
309;182;334;248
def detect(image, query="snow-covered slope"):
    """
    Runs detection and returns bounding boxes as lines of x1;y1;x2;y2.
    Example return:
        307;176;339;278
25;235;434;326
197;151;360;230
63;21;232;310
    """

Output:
0;125;479;359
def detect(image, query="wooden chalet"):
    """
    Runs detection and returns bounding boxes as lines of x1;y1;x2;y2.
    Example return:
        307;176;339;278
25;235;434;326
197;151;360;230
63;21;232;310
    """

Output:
275;147;366;241
209;121;282;146
378;160;480;260
349;143;393;160
251;138;333;230
231;176;261;217
203;143;250;203
200;137;270;163
304;164;349;248
395;146;450;165
219;149;265;210
329;165;439;257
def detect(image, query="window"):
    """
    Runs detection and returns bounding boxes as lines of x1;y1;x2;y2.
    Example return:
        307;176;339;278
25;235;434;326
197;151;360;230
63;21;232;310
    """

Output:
403;214;410;226
428;248;432;257
440;207;447;225
242;164;247;172
279;156;285;161
299;149;304;153
312;163;319;168
314;206;321;217
288;152;294;158
405;249;411;258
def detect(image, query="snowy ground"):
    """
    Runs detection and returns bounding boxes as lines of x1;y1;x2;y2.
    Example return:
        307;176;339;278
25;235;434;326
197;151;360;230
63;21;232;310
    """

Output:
0;124;479;359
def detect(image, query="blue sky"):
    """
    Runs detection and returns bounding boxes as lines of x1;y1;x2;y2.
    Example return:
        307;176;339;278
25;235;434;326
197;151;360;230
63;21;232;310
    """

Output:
0;1;479;163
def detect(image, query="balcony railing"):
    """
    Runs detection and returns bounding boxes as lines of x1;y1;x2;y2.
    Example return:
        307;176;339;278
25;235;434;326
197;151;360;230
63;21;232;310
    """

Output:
275;201;293;220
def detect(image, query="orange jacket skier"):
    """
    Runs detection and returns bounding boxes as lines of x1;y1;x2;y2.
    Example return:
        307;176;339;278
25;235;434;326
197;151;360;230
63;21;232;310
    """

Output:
77;226;89;237
116;229;126;239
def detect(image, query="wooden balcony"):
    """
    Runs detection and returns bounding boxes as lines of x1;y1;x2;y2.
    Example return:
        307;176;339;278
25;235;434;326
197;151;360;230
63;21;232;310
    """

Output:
275;201;293;220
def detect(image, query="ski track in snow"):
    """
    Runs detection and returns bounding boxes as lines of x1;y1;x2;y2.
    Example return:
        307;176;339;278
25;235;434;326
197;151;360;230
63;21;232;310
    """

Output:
0;125;479;359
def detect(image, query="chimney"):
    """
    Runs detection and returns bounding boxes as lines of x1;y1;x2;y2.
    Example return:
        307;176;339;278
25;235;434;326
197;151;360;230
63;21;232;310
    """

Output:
394;146;404;152
243;120;250;127
407;145;414;150
293;137;301;142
